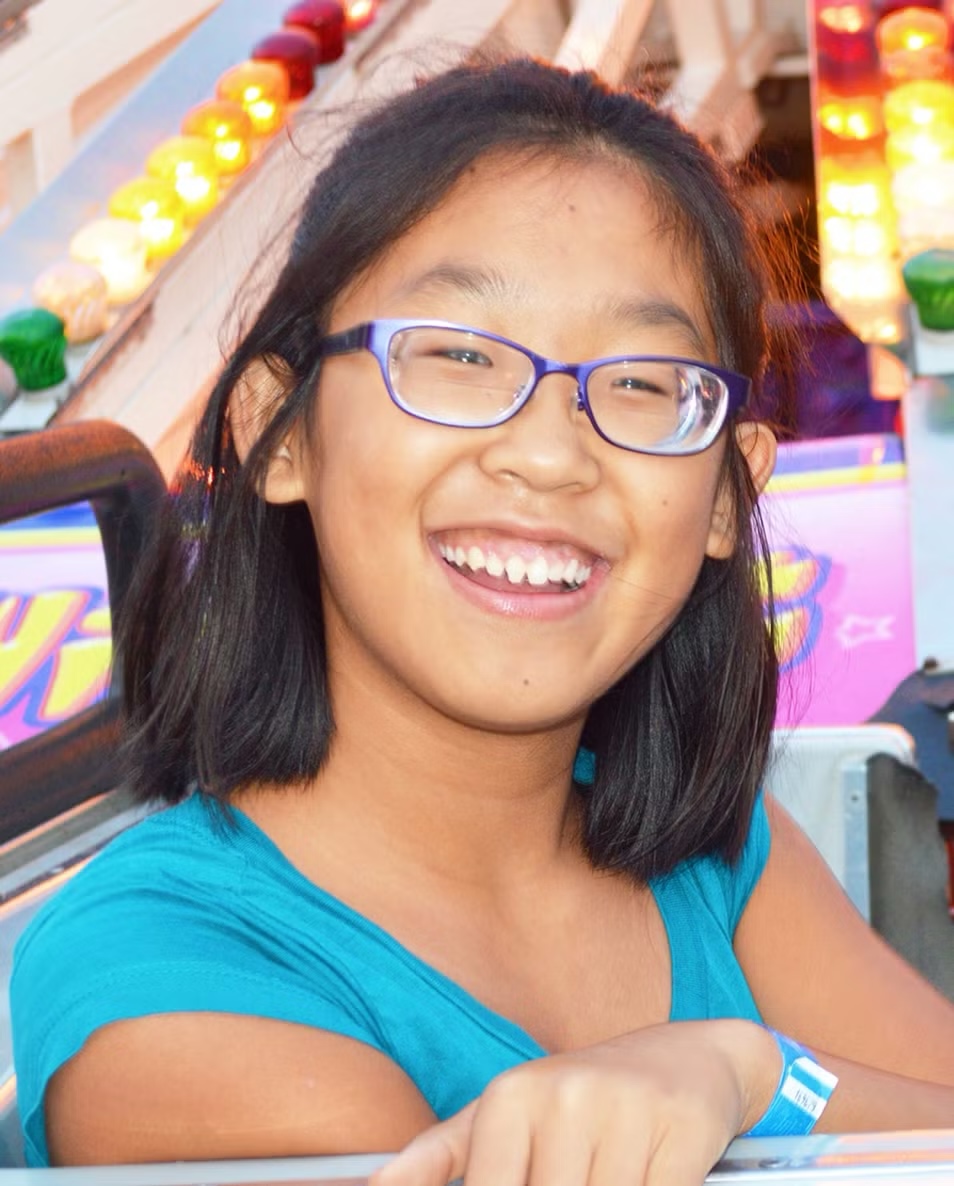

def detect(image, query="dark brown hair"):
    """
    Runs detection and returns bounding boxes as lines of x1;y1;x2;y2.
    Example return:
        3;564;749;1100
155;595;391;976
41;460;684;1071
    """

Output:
120;56;797;879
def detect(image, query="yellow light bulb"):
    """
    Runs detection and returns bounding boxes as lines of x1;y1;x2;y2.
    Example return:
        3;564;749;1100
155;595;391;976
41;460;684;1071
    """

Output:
108;177;185;260
147;136;220;222
886;123;954;168
884;80;954;132
818;95;883;141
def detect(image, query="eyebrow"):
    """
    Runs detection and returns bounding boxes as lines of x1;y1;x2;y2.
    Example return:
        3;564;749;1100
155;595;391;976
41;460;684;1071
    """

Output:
393;262;521;306
601;297;710;359
394;263;710;358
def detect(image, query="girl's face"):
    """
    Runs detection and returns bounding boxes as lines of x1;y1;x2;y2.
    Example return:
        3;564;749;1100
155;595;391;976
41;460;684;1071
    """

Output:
269;153;772;735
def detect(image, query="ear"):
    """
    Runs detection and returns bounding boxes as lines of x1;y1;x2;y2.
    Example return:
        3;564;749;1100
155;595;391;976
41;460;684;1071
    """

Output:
229;356;306;505
705;420;777;560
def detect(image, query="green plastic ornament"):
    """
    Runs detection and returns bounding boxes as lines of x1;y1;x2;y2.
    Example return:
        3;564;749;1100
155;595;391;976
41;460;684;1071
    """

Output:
0;307;68;390
902;249;954;332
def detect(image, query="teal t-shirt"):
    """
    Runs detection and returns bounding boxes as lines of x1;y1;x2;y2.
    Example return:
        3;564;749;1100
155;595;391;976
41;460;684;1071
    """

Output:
11;792;770;1167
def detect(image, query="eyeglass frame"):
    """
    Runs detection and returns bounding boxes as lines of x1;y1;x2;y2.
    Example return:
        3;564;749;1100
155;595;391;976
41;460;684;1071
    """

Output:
316;317;751;456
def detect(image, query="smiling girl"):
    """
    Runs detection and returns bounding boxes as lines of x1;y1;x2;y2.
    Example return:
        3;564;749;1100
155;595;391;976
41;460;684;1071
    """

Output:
11;57;954;1182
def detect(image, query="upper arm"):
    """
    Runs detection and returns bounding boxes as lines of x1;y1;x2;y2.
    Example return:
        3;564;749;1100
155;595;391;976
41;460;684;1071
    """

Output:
734;794;954;1085
46;1012;436;1165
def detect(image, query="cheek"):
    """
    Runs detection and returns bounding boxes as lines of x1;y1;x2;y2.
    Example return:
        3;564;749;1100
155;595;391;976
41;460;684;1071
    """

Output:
625;453;723;550
611;460;724;605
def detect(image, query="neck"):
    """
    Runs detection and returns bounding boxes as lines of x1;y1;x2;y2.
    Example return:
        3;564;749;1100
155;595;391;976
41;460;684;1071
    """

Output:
255;658;589;892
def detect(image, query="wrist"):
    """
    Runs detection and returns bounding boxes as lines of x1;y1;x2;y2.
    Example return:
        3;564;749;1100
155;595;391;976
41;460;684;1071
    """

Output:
742;1029;840;1138
708;1018;783;1134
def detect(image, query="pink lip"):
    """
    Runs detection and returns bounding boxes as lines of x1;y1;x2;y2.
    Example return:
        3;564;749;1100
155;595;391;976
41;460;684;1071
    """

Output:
430;539;608;621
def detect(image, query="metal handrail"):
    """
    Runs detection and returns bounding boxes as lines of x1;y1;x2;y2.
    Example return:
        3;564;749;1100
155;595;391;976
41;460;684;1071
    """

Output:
0;421;166;844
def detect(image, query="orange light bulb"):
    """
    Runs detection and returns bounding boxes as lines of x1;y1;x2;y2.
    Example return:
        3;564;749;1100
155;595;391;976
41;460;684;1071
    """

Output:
877;7;949;83
182;100;253;175
216;61;289;136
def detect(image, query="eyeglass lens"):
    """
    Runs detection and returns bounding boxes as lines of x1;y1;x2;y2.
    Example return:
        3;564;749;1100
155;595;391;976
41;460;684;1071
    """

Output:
386;326;725;450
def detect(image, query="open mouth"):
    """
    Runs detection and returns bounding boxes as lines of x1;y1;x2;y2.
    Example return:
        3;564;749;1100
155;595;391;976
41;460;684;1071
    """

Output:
436;540;595;593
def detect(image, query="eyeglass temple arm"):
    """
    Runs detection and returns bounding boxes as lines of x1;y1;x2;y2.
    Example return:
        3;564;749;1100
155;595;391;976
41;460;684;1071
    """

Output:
318;324;373;357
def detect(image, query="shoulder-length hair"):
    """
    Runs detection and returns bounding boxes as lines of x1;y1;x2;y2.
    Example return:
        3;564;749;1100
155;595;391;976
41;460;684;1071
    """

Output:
120;56;798;880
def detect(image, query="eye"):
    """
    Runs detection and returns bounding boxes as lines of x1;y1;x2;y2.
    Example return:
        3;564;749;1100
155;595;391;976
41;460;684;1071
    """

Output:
439;348;493;366
611;374;670;396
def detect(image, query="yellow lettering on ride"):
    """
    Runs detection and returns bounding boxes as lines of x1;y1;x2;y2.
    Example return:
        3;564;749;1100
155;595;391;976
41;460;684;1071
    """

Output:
0;591;112;723
42;636;112;720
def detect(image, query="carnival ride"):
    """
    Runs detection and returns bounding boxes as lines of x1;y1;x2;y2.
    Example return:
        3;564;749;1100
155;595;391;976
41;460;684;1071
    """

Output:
1;0;954;1178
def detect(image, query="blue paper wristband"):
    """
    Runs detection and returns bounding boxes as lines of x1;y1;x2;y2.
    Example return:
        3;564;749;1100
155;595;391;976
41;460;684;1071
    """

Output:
742;1029;839;1138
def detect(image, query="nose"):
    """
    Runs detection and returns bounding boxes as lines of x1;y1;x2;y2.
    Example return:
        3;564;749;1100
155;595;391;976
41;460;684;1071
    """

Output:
476;372;600;493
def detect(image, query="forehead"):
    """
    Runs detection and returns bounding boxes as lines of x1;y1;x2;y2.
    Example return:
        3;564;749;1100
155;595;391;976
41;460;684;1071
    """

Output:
334;150;714;354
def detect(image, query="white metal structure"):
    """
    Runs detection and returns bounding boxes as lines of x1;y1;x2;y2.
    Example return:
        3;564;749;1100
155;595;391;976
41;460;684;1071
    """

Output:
0;0;220;217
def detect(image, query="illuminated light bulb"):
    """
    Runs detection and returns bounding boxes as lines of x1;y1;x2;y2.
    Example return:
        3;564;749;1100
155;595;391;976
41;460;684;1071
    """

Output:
815;3;880;87
817;93;884;140
877;6;949;82
32;260;109;343
146;136;220;222
892;160;954;248
818;158;893;217
884;78;954;130
252;29;321;99
344;0;376;33
108;177;185;260
69;218;149;304
216;61;290;136
819;2;868;35
821;214;896;255
182;100;253;175
284;0;346;63
886;120;954;166
893;158;954;205
876;0;944;14
823;255;903;301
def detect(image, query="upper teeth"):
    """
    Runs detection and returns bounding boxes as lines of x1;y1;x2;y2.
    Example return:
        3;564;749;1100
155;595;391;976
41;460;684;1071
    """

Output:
438;543;592;588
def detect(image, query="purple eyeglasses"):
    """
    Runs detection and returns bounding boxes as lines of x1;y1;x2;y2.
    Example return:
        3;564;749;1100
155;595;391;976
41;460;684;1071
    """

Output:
317;318;750;456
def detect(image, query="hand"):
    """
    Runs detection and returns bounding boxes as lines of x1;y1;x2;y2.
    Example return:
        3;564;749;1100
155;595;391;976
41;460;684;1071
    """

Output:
371;1020;780;1186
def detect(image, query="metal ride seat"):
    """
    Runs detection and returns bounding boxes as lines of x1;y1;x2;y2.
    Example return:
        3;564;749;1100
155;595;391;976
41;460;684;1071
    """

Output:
769;725;954;1000
0;421;166;1168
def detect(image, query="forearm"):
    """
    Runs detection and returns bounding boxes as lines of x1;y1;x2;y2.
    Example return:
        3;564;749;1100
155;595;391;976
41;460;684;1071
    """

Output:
813;1054;954;1132
710;1021;954;1135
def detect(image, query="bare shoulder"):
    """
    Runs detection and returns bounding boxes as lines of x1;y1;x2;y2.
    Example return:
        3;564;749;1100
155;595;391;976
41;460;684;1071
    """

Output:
735;794;954;1083
46;1011;435;1165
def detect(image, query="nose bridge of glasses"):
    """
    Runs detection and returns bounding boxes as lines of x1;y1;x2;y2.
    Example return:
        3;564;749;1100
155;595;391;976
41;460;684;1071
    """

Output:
531;354;586;410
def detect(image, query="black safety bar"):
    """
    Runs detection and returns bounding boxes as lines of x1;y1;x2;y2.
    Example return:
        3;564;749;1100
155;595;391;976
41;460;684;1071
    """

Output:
0;421;167;844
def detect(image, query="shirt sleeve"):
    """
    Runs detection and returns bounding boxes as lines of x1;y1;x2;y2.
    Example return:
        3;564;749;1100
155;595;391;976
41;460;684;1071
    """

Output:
10;843;386;1167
